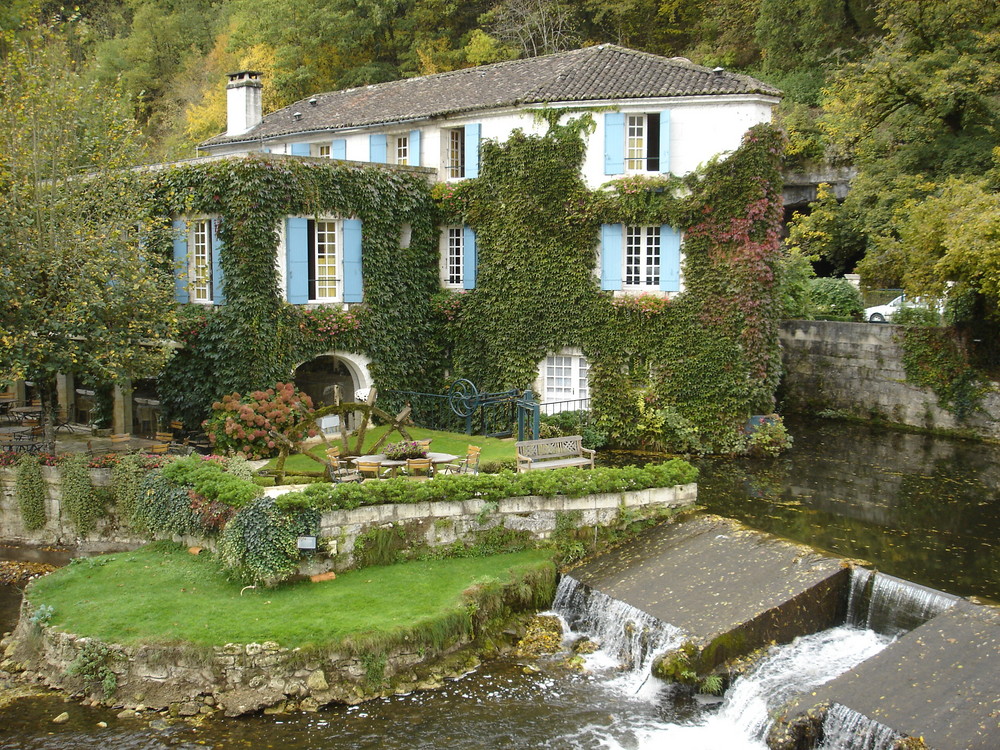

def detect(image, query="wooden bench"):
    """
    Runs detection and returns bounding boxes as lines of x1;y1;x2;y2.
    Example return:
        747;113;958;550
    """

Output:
515;435;595;472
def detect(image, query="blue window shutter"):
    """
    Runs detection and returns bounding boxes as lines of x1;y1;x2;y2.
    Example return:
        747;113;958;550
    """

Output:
601;224;623;291
660;225;681;292
343;219;363;302
211;219;225;304
286;218;310;304
290;142;311;156
369;134;387;163
463;227;477;290
465;124;481;178
604;113;625;175
409;129;421;166
172;219;189;304
331;138;346;159
659;110;671;174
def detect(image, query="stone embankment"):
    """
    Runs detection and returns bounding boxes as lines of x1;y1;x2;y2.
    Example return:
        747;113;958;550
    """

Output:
779;320;1000;440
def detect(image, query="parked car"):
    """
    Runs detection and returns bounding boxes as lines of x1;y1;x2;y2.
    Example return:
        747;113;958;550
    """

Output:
864;294;942;323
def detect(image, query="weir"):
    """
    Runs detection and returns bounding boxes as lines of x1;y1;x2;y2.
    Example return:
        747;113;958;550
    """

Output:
560;513;1000;749
567;514;849;669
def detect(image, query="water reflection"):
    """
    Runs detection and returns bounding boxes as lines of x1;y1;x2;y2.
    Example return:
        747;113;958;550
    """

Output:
694;416;1000;601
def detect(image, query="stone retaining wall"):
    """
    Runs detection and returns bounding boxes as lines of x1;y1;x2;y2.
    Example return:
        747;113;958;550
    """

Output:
308;484;697;570
779;320;1000;439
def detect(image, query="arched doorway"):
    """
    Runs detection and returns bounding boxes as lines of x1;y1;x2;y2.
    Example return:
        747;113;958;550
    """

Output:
293;351;373;432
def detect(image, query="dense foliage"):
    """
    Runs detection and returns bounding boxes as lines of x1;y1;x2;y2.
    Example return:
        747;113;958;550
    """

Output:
149;157;440;428
204;383;317;459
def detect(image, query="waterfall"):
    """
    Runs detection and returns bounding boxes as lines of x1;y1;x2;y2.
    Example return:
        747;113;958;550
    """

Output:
550;576;683;687
847;569;959;637
817;703;901;750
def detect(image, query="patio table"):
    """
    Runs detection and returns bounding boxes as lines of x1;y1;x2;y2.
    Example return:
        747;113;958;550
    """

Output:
353;452;458;476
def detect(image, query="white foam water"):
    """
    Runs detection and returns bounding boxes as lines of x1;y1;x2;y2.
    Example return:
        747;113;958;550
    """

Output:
817;703;901;750
848;568;959;636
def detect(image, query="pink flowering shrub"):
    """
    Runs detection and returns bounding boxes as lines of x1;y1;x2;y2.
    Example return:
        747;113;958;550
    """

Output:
203;382;317;459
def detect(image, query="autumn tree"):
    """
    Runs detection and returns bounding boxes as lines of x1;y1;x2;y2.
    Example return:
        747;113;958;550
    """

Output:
0;24;177;442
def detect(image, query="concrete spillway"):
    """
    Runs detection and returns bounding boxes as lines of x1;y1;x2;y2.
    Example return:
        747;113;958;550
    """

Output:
569;513;850;668
777;599;1000;750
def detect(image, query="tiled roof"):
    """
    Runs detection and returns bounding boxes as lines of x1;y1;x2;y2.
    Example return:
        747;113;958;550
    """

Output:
203;44;781;146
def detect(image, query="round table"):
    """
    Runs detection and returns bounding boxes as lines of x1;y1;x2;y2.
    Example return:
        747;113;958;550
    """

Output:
353;452;458;476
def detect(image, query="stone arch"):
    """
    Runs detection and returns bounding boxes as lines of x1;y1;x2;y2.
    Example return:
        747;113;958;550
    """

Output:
293;351;373;409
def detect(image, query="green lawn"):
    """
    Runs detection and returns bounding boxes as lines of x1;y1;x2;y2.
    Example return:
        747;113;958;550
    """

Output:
28;543;554;649
268;425;517;474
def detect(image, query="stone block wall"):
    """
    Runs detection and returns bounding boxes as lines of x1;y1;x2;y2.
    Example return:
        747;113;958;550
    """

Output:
779;320;1000;439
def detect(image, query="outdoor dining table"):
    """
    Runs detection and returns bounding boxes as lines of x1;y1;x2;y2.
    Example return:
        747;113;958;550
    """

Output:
352;452;458;476
9;405;42;423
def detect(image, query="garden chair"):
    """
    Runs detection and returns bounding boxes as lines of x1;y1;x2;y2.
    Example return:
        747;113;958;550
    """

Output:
53;407;77;433
403;457;433;479
325;452;363;483
108;433;132;452
415;439;432;451
356;460;390;481
443;445;481;475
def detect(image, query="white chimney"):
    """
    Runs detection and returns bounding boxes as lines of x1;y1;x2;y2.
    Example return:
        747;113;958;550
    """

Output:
226;71;263;137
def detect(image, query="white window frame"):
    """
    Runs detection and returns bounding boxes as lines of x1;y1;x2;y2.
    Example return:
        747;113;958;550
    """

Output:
190;219;213;304
318;144;331;158
310;219;341;303
539;349;590;405
624;225;661;289
441;226;464;288
626;114;646;173
446;127;465;179
394;134;409;165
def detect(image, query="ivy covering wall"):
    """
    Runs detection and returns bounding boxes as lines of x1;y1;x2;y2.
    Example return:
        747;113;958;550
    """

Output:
445;118;786;453
145;157;441;427
144;120;784;454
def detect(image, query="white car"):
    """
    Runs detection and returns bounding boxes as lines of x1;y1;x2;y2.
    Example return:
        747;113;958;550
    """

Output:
864;294;941;323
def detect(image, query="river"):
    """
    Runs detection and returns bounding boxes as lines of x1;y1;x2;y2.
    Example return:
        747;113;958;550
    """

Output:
1;416;996;748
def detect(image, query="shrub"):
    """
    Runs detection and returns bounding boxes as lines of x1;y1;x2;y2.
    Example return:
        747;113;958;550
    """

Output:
808;277;863;319
160;455;263;508
745;416;794;458
133;471;203;538
273;460;698;513
15;454;47;531
203;382;317;459
539;410;608;450
218;497;316;586
60;453;102;535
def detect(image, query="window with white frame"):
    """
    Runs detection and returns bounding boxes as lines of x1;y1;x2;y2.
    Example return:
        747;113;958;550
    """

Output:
625;113;661;172
624;225;660;288
541;351;589;404
447;127;465;178
395;134;409;165
318;144;331;158
446;227;463;286
309;219;340;301
190;219;213;303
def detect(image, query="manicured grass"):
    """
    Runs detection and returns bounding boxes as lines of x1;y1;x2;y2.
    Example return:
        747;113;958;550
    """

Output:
268;425;517;474
28;543;554;649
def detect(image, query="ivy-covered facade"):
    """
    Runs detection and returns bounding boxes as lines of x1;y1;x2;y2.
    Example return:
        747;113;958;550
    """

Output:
44;46;787;453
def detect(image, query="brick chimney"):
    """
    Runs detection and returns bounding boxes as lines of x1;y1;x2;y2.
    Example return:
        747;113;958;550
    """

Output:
226;71;263;137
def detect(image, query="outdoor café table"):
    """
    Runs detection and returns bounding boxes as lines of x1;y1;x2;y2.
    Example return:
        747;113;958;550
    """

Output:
9;405;42;423
353;452;458;477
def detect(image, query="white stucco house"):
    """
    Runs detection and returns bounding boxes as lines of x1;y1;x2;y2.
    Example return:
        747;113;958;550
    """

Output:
190;44;780;411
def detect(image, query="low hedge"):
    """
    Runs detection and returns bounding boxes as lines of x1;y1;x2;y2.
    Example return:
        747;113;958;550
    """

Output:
160;456;263;508
274;461;697;513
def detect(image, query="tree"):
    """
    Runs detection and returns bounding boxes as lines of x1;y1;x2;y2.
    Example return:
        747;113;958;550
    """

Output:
0;24;177;443
483;0;582;57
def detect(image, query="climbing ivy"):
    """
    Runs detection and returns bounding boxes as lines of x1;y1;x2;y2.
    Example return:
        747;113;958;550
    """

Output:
446;118;786;453
15;454;47;532
145;156;441;428
897;322;987;421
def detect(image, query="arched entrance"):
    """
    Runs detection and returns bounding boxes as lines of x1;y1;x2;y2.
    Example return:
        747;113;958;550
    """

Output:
293;351;373;431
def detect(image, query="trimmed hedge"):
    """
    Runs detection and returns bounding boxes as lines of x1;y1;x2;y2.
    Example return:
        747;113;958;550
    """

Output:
274;461;698;512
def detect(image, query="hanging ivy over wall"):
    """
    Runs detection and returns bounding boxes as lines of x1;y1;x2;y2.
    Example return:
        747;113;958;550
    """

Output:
445;118;786;453
143;156;441;428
